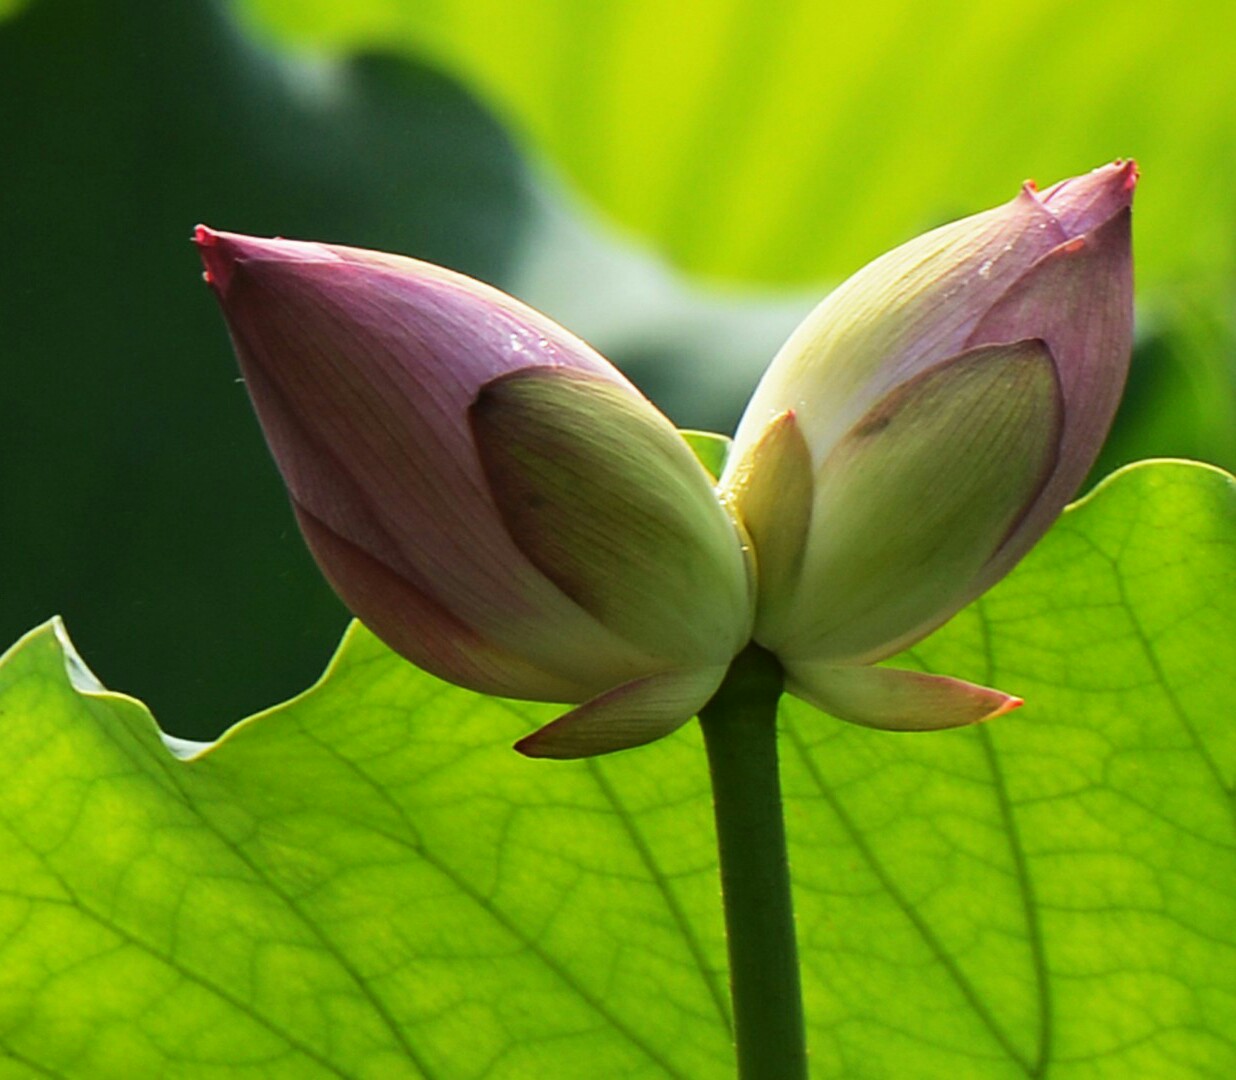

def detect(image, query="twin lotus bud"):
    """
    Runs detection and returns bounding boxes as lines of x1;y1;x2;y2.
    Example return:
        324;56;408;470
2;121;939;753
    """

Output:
197;160;1135;758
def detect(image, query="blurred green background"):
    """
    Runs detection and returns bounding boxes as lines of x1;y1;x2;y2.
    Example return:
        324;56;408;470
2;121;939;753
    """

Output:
4;0;1234;740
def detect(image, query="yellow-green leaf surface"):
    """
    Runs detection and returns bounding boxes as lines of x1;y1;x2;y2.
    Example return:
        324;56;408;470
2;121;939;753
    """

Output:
0;461;1233;1078
235;0;1236;291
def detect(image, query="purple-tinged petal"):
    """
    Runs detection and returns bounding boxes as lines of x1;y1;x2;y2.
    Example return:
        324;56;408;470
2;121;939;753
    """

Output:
722;161;1135;683
515;667;728;759
1033;159;1139;238
197;227;747;703
724;185;1068;476
294;505;593;702
966;207;1133;592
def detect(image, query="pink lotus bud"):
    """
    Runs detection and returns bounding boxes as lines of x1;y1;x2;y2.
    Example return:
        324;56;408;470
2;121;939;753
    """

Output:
196;228;753;758
722;161;1136;731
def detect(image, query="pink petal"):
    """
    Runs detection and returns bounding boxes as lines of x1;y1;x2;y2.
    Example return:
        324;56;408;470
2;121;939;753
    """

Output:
197;227;675;699
966;207;1133;592
295;505;594;702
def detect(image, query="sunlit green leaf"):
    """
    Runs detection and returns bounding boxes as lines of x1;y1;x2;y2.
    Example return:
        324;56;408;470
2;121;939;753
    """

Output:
789;459;1236;1076
0;460;1232;1077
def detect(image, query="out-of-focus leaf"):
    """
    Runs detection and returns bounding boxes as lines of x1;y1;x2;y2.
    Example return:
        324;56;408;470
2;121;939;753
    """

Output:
1096;292;1236;480
236;0;1236;291
233;0;1236;476
0;460;1232;1077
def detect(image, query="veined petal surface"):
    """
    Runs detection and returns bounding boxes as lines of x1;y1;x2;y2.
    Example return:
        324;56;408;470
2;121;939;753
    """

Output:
516;666;729;759
770;340;1062;663
786;661;1021;732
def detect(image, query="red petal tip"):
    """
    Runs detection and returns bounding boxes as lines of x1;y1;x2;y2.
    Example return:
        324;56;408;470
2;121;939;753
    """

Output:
989;695;1024;720
194;225;235;293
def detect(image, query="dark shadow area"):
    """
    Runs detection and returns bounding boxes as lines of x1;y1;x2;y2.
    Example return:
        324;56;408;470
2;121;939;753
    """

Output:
0;0;533;738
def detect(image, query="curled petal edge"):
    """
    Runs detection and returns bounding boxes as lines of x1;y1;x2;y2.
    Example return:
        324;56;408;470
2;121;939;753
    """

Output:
785;661;1022;732
515;666;729;760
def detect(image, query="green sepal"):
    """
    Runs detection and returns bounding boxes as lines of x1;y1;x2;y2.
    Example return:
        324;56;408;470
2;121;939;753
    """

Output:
470;368;751;667
779;339;1064;662
724;409;815;640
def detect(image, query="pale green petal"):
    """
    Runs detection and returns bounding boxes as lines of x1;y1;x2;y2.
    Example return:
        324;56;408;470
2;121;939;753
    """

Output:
471;367;752;668
773;339;1063;662
786;660;1021;732
724;409;814;639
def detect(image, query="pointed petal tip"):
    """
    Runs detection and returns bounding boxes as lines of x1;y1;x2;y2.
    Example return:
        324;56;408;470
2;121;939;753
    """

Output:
1100;158;1140;203
513;722;650;762
194;224;241;293
514;667;727;760
512;730;554;759
986;694;1024;721
193;227;344;295
1057;158;1139;195
513;725;615;760
1115;158;1140;191
787;662;1023;732
1036;160;1138;237
513;699;696;760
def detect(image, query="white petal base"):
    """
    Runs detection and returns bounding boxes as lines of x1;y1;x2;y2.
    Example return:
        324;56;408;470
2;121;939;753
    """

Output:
516;666;728;759
786;661;1021;732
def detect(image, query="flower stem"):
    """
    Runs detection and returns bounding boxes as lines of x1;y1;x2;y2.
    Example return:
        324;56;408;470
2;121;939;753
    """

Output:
699;644;807;1080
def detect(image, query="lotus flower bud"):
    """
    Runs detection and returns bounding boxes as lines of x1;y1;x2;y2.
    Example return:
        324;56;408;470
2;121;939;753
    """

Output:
196;228;753;758
722;161;1136;731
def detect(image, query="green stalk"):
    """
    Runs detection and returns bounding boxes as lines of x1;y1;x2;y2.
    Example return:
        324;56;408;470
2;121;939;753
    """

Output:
699;644;807;1080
